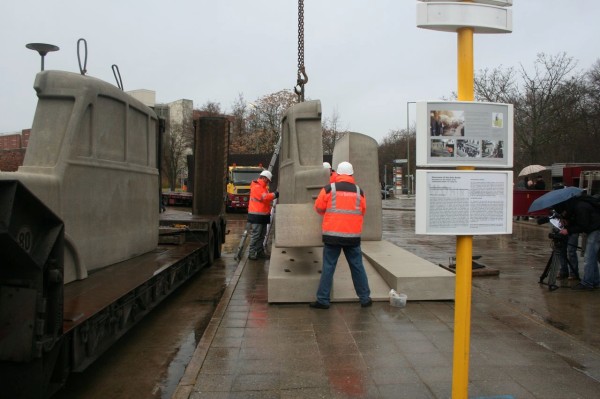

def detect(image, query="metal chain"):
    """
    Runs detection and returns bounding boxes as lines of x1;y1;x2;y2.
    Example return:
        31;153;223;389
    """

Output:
297;0;304;73
295;0;307;102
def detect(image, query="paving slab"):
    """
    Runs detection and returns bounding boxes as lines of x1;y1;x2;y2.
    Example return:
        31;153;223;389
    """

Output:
267;246;390;303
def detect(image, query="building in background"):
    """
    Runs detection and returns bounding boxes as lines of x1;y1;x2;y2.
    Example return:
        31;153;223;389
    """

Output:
0;129;31;171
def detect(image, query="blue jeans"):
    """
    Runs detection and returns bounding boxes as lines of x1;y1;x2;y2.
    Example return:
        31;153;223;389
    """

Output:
559;233;579;277
249;223;267;256
581;229;600;288
316;244;371;306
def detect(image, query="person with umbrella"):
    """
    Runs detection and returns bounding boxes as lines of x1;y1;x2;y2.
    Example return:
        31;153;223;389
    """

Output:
534;175;546;190
553;195;600;290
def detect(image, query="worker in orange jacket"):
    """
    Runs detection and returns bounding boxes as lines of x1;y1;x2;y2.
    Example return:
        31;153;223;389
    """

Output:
323;161;337;184
310;161;372;309
247;170;278;260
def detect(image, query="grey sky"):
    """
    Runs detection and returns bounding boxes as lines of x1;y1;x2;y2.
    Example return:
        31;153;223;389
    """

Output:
2;1;599;143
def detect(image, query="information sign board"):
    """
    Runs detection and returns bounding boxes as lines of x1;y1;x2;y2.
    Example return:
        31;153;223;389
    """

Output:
416;101;513;168
415;170;513;235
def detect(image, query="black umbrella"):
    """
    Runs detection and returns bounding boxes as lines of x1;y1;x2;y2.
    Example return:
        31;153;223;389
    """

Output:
528;187;583;213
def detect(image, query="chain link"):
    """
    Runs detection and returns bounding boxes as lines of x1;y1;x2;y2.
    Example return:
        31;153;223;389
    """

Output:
295;0;307;102
297;0;304;72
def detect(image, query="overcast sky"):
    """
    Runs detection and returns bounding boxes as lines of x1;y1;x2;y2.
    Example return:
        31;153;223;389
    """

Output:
2;1;599;143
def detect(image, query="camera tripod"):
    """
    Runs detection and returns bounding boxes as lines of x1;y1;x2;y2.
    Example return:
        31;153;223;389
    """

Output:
539;234;577;291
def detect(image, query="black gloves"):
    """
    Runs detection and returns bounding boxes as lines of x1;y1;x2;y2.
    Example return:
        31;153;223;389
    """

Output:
274;191;279;199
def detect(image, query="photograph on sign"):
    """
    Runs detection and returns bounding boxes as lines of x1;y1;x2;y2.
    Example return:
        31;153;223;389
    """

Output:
416;101;513;168
415;170;513;235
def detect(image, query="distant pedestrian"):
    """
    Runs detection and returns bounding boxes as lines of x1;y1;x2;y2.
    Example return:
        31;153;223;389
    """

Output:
534;175;546;190
555;196;600;290
527;178;534;189
310;161;372;309
247;170;278;260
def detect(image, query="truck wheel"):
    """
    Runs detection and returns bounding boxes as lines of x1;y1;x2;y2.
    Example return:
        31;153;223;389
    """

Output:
207;229;215;266
214;225;222;259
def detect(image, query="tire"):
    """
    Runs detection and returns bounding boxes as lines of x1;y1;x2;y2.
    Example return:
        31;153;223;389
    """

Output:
207;229;215;266
213;225;222;259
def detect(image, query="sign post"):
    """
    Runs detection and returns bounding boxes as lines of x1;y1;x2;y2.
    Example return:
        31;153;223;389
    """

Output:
416;1;513;398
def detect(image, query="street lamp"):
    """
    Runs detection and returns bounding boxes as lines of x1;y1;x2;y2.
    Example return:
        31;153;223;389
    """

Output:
26;43;59;71
406;101;416;195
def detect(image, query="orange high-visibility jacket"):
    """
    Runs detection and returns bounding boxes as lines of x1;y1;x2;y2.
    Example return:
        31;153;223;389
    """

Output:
314;174;366;246
329;170;338;184
248;178;275;224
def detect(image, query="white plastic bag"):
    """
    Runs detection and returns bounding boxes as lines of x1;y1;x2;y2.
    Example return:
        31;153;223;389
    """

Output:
389;289;407;308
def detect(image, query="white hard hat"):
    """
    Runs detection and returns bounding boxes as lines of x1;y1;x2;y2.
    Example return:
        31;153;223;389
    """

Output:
260;170;273;181
336;161;354;176
323;162;332;169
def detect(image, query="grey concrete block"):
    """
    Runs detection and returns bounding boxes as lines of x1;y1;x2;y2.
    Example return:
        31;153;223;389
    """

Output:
274;204;323;248
361;240;455;300
267;246;391;303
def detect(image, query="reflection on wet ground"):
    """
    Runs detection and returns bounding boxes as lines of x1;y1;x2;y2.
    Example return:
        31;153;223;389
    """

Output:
175;200;600;398
382;199;600;351
56;211;246;399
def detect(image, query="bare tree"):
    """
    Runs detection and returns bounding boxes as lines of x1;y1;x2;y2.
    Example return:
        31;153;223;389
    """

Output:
475;52;588;171
580;59;600;161
475;66;519;104
229;93;250;153
322;108;348;155
516;53;582;166
244;90;297;154
162;121;190;191
198;101;222;116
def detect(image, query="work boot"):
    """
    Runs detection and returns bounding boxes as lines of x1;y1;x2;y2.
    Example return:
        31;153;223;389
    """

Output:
309;301;330;309
248;252;257;260
360;299;373;307
257;250;270;259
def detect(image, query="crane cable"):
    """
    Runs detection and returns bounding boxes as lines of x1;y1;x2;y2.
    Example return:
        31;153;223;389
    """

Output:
294;0;308;102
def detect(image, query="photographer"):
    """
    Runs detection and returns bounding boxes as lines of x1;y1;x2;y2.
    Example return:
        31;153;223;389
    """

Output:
558;224;580;281
554;196;600;290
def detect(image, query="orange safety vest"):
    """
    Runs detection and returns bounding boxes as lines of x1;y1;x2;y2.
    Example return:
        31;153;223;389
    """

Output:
314;174;366;246
248;178;275;224
329;170;338;184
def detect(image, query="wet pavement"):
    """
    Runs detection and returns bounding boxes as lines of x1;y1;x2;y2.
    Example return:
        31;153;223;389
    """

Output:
173;196;600;399
55;211;243;399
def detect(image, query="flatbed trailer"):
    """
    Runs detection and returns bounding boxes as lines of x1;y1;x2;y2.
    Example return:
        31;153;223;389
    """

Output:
64;241;210;372
0;184;223;397
0;70;228;398
162;191;193;206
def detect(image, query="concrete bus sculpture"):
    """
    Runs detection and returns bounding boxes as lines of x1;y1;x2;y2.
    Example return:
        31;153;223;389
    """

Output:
0;70;159;284
0;70;225;398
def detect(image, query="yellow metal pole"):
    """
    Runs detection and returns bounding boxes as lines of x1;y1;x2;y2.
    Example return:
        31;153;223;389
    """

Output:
452;25;474;399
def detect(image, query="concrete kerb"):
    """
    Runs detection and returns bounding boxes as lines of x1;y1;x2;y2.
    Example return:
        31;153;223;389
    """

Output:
171;251;249;399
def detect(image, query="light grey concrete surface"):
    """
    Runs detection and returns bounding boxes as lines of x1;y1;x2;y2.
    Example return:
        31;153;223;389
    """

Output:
274;203;323;248
267;246;390;303
278;100;330;205
361;240;455;300
0;71;159;283
267;240;454;303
